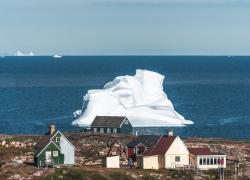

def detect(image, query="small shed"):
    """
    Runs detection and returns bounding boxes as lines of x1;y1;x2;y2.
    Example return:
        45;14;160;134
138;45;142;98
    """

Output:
103;155;120;168
34;124;75;167
91;116;132;135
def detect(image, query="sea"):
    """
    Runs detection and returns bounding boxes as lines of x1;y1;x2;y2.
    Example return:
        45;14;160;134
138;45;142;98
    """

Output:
0;56;249;140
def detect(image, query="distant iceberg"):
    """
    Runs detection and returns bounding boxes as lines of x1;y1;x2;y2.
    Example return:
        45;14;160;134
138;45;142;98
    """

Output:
15;51;34;56
53;54;62;58
72;69;193;127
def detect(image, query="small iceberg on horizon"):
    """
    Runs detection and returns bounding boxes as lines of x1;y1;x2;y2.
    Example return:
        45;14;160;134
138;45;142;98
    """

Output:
15;51;34;56
53;54;62;58
72;69;193;127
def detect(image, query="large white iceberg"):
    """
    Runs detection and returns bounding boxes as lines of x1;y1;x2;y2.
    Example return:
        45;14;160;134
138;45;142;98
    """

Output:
72;69;193;127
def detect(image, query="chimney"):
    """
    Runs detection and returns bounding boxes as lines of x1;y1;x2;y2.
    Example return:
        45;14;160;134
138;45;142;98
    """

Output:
168;129;173;136
49;124;56;135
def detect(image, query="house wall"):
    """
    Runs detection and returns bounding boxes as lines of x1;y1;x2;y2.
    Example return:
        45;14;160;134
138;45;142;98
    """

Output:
90;119;132;135
36;142;64;167
104;156;120;168
91;127;121;133
142;155;159;169
120;120;133;135
196;155;227;170
51;133;61;147
164;137;189;168
60;135;75;165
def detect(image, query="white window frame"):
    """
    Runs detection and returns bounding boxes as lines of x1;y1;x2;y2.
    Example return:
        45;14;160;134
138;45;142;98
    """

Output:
100;128;104;133
175;156;180;162
53;151;58;157
113;128;117;133
107;128;111;133
93;128;97;132
56;137;60;142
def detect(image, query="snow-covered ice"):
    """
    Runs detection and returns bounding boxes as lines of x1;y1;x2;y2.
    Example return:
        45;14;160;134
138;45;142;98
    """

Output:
72;69;193;127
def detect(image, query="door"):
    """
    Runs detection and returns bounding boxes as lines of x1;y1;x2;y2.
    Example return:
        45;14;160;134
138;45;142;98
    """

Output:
45;151;52;163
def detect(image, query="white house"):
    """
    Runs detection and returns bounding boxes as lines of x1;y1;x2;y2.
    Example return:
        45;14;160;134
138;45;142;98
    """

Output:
188;147;227;170
137;132;189;170
103;155;120;168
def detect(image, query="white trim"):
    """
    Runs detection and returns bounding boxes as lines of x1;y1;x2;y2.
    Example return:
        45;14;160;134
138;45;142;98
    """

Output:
119;117;129;128
50;130;76;150
135;143;146;148
36;140;61;157
50;130;61;141
37;130;76;157
53;151;58;157
51;141;61;150
197;155;227;158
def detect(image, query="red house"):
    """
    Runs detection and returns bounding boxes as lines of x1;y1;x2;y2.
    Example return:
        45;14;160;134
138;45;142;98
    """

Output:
126;135;160;160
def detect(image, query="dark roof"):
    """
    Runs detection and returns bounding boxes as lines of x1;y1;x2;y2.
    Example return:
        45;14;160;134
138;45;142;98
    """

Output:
34;131;57;153
188;147;225;156
91;116;128;128
126;135;160;148
143;135;176;156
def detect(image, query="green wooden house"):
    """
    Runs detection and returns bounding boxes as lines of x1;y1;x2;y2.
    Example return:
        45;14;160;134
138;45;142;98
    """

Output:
34;124;75;167
90;116;133;135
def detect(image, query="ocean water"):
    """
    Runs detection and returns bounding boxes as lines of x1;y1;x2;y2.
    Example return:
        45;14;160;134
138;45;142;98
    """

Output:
0;56;250;140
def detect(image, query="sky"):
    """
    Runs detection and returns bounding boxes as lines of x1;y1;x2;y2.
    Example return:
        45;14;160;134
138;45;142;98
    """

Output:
1;0;250;55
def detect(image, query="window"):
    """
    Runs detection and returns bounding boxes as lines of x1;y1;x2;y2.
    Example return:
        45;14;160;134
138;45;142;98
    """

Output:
175;156;180;162
56;137;60;142
113;128;117;133
53;151;58;157
107;128;111;133
199;158;202;165
100;128;104;133
207;158;210;165
203;158;206;165
214;158;218;165
93;128;97;132
211;158;214;165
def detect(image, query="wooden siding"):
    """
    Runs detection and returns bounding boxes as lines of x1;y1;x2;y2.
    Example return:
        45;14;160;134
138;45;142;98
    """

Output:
120;120;133;134
60;135;75;164
35;142;64;167
91;120;132;135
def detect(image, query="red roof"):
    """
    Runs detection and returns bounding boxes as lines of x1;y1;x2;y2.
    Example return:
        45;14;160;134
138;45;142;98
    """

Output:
188;147;225;156
143;135;176;156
